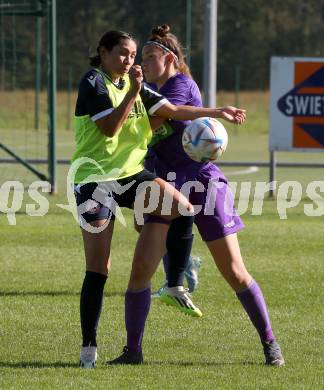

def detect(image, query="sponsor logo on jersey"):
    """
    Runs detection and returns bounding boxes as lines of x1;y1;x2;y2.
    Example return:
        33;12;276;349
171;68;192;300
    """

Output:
224;220;235;228
128;100;145;118
87;75;97;88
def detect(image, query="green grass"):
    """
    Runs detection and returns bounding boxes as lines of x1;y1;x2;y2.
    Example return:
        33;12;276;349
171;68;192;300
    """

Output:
1;91;324;388
0;195;324;389
0;90;77;132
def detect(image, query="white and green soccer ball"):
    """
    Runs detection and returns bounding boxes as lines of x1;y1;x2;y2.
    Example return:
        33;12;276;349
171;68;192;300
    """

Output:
182;117;228;163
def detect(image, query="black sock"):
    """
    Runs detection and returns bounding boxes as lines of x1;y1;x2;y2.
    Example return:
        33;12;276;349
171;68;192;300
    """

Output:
80;270;107;347
166;216;194;287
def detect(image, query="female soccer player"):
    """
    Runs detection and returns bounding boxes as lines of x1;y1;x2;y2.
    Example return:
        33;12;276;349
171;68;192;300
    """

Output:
72;30;245;368
110;25;284;367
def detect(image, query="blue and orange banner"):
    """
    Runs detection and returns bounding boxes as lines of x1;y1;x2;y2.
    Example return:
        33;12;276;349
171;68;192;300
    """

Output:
270;57;324;151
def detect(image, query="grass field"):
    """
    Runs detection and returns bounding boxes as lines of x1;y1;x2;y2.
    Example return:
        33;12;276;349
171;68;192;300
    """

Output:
0;90;267;133
1;91;324;389
0;200;323;389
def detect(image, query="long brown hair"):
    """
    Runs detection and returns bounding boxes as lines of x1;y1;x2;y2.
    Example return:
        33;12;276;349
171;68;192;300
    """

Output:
147;24;192;78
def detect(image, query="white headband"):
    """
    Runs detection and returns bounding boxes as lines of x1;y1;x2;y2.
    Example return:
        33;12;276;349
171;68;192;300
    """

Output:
145;41;178;61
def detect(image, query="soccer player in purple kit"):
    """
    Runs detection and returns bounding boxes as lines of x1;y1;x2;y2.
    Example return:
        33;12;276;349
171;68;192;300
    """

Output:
136;24;284;367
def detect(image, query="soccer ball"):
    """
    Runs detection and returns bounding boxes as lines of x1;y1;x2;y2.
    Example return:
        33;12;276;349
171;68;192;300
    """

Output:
182;117;228;162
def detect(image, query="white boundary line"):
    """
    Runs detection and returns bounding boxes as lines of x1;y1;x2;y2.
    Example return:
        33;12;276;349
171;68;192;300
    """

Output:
224;166;260;176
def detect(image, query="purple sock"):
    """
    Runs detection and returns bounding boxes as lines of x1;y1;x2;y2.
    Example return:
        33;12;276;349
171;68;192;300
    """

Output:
236;280;275;343
125;287;151;353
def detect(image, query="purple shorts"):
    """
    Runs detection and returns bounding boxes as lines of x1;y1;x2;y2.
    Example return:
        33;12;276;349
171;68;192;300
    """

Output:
146;163;244;242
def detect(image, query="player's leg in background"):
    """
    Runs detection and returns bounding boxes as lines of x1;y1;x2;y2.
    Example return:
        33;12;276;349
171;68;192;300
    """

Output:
137;167;201;295
130;177;198;302
134;214;202;320
130;176;194;292
136;215;200;297
160;253;201;294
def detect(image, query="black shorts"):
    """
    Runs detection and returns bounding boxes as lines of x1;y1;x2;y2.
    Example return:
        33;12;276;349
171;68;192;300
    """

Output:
74;169;157;224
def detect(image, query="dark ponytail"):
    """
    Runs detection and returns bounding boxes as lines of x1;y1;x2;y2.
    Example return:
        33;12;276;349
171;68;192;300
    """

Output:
89;30;136;67
90;54;101;67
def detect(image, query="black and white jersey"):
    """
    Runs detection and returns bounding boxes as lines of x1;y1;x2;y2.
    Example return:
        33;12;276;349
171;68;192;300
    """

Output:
75;69;168;121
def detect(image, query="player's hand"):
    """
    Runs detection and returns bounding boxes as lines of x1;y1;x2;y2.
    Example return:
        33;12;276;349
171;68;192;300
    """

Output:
218;106;246;124
129;65;143;95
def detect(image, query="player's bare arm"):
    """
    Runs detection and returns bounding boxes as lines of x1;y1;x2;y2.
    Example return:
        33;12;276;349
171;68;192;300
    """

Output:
154;102;246;125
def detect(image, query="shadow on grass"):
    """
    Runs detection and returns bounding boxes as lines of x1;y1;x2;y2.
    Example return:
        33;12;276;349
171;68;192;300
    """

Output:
0;291;124;297
147;360;263;367
0;360;264;369
0;361;79;368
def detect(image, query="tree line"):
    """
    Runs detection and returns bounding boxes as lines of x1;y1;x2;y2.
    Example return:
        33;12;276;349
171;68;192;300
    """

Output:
1;0;323;91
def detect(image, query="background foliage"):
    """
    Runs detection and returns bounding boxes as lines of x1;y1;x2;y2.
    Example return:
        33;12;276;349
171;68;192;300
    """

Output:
1;0;324;90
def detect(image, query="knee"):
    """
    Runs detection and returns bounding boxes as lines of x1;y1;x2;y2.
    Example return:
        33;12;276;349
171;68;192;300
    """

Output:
128;260;151;290
130;260;147;281
86;258;110;276
87;265;109;276
227;262;251;290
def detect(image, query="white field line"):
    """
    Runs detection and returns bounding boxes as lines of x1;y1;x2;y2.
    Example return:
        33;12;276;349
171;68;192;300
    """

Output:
224;166;260;176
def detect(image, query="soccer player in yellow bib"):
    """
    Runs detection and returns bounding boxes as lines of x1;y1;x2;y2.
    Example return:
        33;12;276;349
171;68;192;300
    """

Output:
72;30;246;367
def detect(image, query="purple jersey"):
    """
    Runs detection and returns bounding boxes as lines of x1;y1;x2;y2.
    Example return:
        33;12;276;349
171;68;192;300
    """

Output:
145;73;244;241
147;73;223;183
